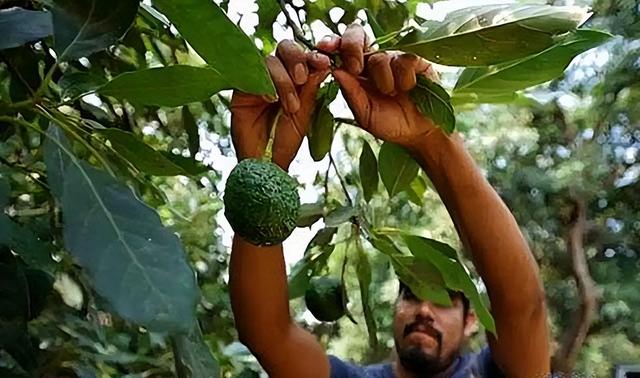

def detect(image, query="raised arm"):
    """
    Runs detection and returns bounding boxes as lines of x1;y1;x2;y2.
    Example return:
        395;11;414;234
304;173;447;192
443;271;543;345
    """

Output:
228;40;333;377
332;24;550;377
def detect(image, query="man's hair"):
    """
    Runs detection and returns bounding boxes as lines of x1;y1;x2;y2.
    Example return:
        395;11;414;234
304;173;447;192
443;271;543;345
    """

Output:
398;280;470;318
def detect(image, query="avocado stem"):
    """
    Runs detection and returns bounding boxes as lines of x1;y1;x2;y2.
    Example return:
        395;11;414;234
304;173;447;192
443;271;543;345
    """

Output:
263;108;283;162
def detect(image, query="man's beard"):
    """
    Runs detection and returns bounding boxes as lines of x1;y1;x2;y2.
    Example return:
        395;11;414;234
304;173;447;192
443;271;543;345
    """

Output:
395;323;457;375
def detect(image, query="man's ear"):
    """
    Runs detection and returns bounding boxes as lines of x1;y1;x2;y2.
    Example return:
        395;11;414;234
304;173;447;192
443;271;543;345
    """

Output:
463;310;478;338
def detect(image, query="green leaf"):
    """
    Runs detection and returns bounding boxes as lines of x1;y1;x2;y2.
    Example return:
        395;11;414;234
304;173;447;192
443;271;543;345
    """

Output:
403;235;495;333
354;238;378;349
408;174;428;206
99;128;198;176
359;141;378;203
324;205;357;227
4;46;42;103
453;29;612;103
255;0;280;53
98;65;228;107
288;244;334;299
153;0;274;96
0;215;56;274
368;234;451;306
43;125;198;332
160;153;209;176
48;0;139;60
0;263;52;321
308;82;339;161
0;8;53;49
365;9;386;38
308;106;334;161
42;124;71;200
58;72;107;99
171;322;219;378
296;202;324;228
411;76;455;133
393;4;590;66
378;142;419;198
0;176;9;208
182;106;200;158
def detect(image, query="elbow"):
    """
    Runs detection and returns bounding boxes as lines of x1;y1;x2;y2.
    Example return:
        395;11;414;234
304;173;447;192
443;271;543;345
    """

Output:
235;319;294;358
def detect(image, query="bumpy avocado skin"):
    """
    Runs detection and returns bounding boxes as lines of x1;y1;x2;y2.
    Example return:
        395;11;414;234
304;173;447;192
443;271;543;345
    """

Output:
305;276;345;322
224;159;300;246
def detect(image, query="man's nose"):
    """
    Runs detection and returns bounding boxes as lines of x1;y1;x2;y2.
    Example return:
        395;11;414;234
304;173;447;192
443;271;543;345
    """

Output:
415;300;436;320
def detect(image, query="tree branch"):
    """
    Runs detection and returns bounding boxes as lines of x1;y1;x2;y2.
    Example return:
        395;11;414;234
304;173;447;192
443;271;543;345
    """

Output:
278;0;314;50
552;198;599;373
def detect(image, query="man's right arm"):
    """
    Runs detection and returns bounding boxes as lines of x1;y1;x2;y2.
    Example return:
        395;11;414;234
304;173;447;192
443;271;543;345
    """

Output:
229;237;330;377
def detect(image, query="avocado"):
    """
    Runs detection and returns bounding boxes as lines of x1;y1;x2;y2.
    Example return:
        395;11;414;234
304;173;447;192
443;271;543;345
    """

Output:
224;159;300;246
305;276;346;322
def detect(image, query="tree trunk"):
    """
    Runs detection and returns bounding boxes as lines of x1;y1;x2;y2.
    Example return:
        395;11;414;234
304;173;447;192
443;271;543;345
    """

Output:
552;198;599;373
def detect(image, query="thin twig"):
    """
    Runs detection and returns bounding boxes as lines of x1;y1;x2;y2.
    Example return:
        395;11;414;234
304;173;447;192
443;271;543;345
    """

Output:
329;152;353;207
278;0;314;50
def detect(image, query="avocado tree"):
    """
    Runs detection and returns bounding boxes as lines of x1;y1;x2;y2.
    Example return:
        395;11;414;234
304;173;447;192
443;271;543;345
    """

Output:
0;0;617;376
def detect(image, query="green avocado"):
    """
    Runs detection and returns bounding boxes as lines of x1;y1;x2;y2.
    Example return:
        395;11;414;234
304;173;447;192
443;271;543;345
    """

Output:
305;276;346;322
224;159;300;246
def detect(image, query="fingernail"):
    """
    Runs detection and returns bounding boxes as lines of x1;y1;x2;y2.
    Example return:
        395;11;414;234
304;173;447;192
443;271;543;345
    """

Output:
286;92;300;113
262;94;278;103
347;57;362;74
293;63;308;84
321;35;333;43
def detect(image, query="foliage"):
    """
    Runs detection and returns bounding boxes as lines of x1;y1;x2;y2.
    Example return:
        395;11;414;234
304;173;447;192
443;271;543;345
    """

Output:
0;0;633;377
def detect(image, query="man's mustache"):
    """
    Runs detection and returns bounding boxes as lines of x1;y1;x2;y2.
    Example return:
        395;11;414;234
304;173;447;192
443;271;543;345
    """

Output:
403;321;442;343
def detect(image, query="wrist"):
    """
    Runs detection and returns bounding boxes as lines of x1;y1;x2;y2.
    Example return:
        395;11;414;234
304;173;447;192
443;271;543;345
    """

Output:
406;128;463;169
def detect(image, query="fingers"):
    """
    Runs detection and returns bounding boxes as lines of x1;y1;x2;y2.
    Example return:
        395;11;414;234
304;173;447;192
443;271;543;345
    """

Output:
368;53;395;95
307;51;331;71
316;35;340;53
276;40;308;85
266;56;300;114
333;69;370;127
391;54;420;92
340;24;366;75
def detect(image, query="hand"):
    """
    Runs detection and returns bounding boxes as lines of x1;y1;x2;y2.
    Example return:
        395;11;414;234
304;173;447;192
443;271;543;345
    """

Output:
231;40;334;170
328;24;441;149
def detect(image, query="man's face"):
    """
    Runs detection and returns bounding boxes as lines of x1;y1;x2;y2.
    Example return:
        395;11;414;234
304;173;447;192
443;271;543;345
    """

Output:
393;289;476;374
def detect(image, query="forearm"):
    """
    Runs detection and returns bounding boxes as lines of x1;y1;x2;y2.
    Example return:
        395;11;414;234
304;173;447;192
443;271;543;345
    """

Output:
408;130;545;312
229;236;293;353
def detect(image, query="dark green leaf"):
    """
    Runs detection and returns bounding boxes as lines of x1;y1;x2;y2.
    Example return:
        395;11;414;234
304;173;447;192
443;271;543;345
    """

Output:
58;72;107;99
365;9;386;38
43;125;198;332
0;176;9;208
153;0;274;95
368;234;451;306
0;8;52;49
393;4;590;66
98;65;228;107
403;235;495;333
296;202;324;228
453;29;612;103
160;152;209;176
0;262;53;321
3;46;42;102
354;238;378;349
411;76;455;133
288;231;335;299
324;205;356;227
41;124;71;200
378;142;419;198
0;215;56;273
359;141;378;203
0;322;37;372
171;322;219;378
408;174;428;206
308;106;334;161
48;0;139;60
182;106;200;158
99;128;197;176
255;0;280;53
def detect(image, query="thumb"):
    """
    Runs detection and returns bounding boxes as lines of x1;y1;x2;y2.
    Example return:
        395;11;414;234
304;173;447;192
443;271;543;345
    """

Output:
333;69;371;128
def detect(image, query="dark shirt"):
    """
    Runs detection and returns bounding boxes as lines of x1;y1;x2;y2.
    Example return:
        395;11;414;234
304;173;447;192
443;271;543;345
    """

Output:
329;347;504;378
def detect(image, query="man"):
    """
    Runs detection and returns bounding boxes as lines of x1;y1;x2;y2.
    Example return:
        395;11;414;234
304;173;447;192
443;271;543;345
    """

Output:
229;24;550;377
